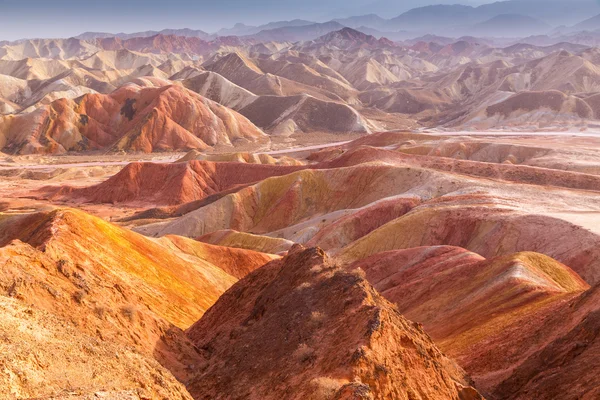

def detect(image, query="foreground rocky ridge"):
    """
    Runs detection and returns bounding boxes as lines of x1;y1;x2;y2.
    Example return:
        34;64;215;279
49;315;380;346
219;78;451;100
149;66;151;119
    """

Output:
186;244;483;400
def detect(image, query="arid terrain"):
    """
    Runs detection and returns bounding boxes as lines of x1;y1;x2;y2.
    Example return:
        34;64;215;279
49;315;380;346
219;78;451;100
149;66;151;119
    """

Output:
7;26;600;156
3;129;600;399
3;1;600;399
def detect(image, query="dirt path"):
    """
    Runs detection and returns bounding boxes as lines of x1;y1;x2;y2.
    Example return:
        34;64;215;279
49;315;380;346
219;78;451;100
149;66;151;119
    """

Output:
0;141;353;171
6;130;598;171
259;141;351;155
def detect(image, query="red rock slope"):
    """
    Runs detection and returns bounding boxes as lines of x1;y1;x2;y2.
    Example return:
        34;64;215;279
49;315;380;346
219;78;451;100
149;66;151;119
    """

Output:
0;207;276;395
496;283;600;400
0;294;192;399
46;160;305;206
0;81;266;154
186;244;483;400
349;246;589;396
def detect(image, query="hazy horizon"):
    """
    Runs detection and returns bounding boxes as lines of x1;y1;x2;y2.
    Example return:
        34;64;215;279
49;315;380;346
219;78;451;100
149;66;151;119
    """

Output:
0;0;495;41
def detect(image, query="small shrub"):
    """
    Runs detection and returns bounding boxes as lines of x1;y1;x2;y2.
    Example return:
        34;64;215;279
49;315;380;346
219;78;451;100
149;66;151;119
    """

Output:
375;363;390;376
72;272;89;292
310;377;342;399
308;310;326;330
311;311;325;322
120;305;137;322
295;282;311;291
94;306;107;319
294;343;316;363
42;283;59;299
351;268;367;280
73;290;86;304
309;265;323;274
56;259;71;277
351;347;367;363
367;308;382;336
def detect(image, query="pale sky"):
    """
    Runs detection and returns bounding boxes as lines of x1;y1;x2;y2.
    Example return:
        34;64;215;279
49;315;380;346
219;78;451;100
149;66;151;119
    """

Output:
0;0;491;41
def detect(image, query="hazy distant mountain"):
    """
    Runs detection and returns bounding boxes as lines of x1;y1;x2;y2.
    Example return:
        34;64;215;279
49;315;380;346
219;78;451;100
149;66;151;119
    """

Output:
462;14;552;38
386;5;478;33
404;35;457;46
340;0;483;19
476;0;600;26
353;26;412;42
220;13;417;42
247;21;345;42
76;28;211;41
216;20;314;37
383;1;600;36
525;11;600;44
215;23;257;37
314;27;396;48
333;14;388;30
75;32;116;40
570;14;600;33
521;31;600;47
70;1;600;46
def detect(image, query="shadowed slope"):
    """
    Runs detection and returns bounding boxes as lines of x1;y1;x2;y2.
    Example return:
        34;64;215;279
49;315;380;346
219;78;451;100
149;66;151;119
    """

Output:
496;284;600;400
238;94;371;135
181;65;370;135
349;246;588;394
203;52;348;102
